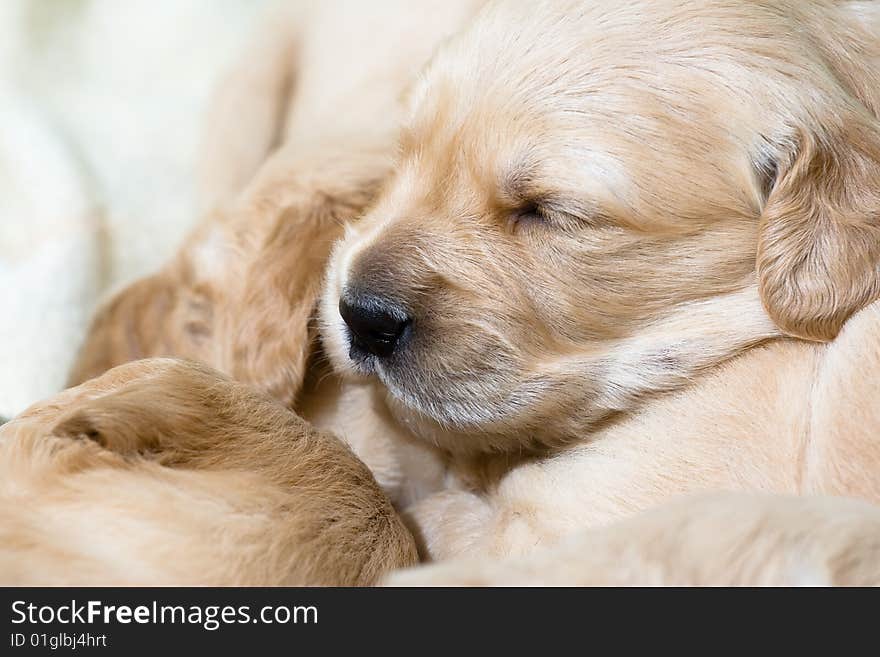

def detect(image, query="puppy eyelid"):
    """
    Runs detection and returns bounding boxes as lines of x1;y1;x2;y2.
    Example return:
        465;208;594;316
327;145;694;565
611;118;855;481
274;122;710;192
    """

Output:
519;200;546;220
509;199;590;234
507;201;547;232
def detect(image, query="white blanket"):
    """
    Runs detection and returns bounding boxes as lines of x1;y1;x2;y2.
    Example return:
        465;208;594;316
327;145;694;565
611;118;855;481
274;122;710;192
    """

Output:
0;0;272;417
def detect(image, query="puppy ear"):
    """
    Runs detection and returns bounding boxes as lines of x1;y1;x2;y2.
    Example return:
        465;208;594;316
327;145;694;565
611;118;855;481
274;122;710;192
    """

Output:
225;198;353;407
756;118;880;341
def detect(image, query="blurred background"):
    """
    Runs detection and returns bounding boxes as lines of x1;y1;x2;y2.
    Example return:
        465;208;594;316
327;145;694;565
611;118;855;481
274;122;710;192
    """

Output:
0;1;278;416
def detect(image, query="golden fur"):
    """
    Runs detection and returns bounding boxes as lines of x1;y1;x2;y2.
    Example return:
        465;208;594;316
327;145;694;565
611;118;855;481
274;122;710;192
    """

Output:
12;0;477;586
322;0;880;452
58;0;880;584
390;493;880;586
316;0;880;574
0;358;416;585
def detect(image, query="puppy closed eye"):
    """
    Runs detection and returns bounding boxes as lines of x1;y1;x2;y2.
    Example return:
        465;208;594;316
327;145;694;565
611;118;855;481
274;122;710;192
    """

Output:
508;201;548;232
507;200;591;235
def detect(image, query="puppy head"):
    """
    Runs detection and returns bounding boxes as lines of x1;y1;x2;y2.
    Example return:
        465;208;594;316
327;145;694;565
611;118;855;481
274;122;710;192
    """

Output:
321;0;880;452
21;356;329;462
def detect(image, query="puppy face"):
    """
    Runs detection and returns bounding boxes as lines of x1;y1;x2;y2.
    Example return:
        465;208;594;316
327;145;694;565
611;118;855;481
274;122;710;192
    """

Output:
321;0;880;452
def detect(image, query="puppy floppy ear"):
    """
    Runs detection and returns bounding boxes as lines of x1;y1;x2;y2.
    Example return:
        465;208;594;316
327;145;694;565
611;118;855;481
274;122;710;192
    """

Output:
225;212;329;407
756;118;880;342
225;191;369;408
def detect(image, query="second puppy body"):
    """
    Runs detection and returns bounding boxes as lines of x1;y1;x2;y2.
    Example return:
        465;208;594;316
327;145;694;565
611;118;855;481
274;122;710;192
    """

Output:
0;359;416;585
403;302;880;559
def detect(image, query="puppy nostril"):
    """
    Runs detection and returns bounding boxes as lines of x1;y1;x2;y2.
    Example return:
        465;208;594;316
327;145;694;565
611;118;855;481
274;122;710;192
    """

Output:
338;294;410;359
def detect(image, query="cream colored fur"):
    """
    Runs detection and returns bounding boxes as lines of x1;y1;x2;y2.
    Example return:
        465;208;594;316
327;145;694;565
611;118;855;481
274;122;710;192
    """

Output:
389;493;880;586
0;358;416;585
316;0;880;579
403;301;880;561
0;0;272;418
60;0;880;585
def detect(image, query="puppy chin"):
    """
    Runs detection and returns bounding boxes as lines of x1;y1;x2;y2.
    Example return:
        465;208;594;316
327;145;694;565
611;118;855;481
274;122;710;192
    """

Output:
382;394;476;451
318;292;505;452
381;390;542;455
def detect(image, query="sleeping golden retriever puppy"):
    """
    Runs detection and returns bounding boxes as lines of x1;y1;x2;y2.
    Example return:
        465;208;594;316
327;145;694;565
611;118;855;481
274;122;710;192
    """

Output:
0;358;416;585
388;493;880;586
322;0;880;453
319;0;880;561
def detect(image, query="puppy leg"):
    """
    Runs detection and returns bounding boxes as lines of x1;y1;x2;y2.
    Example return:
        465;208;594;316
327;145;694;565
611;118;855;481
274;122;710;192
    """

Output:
405;464;600;561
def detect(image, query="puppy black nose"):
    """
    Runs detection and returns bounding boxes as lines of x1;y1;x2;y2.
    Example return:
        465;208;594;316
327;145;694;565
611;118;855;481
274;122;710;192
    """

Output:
339;294;410;359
